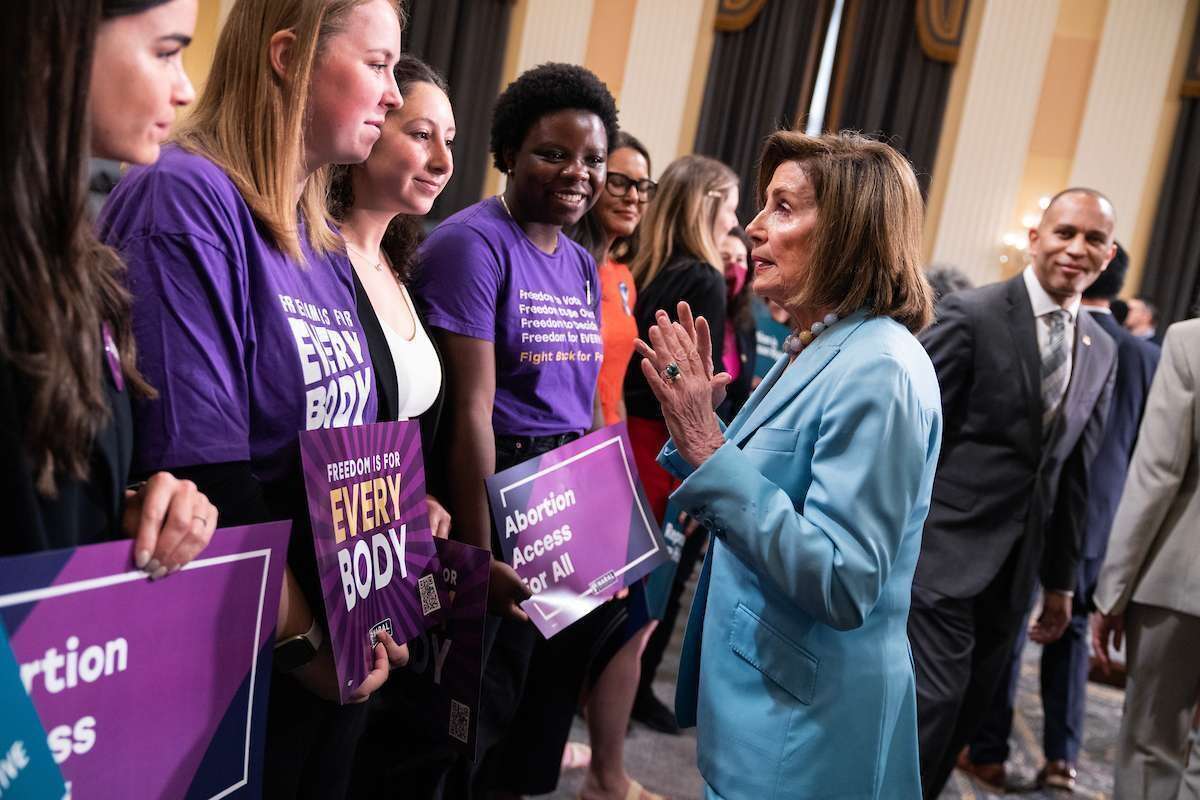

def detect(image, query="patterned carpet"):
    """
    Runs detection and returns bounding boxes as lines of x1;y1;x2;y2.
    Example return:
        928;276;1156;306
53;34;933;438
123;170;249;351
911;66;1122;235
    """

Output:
547;600;1125;799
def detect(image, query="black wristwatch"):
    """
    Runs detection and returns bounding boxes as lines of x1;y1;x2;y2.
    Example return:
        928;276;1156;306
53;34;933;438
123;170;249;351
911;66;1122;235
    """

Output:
273;618;324;673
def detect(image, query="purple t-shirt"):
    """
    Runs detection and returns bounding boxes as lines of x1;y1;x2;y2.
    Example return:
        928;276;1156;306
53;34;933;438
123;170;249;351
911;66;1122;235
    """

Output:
414;197;602;437
99;146;376;483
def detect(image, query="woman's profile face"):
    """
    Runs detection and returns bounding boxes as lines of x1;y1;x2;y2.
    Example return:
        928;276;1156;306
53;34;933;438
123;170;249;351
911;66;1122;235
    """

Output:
358;80;455;216
711;184;740;247
305;0;403;170
746;161;818;308
507;109;607;228
89;0;198;164
593;146;650;241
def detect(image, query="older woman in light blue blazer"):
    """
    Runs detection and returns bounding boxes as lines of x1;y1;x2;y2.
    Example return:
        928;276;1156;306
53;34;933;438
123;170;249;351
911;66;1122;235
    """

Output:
635;131;943;800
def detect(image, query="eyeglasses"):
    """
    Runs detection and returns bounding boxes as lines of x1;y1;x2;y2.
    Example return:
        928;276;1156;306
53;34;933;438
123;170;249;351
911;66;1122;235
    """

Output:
605;172;657;203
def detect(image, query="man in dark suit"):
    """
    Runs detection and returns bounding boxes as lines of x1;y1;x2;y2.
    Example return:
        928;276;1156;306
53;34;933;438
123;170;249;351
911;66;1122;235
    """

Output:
910;188;1119;798
959;243;1160;792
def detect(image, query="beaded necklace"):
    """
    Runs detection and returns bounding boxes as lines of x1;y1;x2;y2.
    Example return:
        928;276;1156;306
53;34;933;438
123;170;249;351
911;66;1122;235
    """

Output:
783;312;840;356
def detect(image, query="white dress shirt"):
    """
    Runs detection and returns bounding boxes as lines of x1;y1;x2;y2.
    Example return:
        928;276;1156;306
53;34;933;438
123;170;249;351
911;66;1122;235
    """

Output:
1023;264;1080;379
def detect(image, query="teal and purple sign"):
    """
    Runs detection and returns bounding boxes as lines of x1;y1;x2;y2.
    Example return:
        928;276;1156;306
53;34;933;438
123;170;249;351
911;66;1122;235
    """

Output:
300;420;443;703
0;523;290;798
487;422;668;637
0;621;66;800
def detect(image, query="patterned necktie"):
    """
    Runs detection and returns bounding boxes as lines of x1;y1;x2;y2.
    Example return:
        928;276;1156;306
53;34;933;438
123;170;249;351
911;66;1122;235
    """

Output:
1041;309;1070;429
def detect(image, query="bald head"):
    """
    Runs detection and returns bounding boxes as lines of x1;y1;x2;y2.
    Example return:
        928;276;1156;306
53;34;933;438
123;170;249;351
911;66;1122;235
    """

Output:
1028;188;1117;305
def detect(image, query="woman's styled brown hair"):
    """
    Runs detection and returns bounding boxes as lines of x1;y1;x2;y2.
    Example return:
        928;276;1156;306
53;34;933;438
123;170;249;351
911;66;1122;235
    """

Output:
328;54;447;284
756;130;933;333
174;0;402;264
0;0;156;494
630;154;737;291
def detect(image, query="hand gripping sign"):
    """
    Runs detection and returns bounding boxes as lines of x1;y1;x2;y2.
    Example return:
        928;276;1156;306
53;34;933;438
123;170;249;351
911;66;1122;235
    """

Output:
0;523;290;799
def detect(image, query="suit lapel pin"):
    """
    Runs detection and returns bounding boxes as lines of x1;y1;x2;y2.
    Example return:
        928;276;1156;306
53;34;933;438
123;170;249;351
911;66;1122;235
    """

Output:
1083;334;1092;346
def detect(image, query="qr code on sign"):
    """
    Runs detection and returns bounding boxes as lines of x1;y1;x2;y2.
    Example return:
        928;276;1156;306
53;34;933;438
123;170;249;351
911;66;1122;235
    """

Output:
449;699;470;744
419;573;441;615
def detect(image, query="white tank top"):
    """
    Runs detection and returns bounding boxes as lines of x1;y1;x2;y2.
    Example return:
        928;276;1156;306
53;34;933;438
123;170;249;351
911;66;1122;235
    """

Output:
378;287;441;421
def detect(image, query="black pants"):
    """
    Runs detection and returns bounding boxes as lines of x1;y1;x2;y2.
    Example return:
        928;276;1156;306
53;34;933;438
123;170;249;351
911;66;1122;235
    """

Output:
264;673;369;799
968;554;1102;766
909;553;1029;799
638;526;707;697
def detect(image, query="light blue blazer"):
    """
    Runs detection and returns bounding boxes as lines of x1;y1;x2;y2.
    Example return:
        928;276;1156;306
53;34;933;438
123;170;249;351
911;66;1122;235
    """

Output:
660;311;942;800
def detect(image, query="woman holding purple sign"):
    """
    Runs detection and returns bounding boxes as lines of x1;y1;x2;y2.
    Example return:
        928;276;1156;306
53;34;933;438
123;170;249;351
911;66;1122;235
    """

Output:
100;0;410;796
413;63;633;798
1;0;222;573
637;131;941;799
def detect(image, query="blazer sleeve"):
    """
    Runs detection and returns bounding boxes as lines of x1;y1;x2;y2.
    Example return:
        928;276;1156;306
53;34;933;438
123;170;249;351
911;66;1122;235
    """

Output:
1043;353;1116;593
669;356;936;630
919;295;975;436
1093;326;1196;615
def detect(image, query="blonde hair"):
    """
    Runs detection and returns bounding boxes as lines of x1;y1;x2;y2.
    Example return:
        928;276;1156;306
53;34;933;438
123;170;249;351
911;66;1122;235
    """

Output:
173;0;401;263
756;130;933;333
630;155;737;291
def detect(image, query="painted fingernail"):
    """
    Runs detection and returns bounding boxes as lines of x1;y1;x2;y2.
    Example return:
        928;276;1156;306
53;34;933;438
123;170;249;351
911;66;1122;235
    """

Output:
144;558;161;574
169;564;182;574
135;549;150;569
150;566;168;581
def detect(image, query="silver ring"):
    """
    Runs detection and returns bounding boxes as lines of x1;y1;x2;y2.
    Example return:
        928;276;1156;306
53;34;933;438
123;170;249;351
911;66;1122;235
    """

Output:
663;362;681;381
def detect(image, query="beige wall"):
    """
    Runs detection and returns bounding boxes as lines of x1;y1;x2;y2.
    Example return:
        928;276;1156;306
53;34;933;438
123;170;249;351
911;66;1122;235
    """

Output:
930;0;1061;284
178;0;1194;266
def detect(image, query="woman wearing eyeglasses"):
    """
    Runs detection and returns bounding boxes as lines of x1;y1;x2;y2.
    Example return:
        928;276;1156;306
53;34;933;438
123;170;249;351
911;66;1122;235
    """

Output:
624;155;740;524
569;132;656;425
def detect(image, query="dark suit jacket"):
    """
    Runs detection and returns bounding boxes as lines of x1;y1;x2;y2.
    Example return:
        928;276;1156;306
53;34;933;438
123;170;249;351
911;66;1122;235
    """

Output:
1079;310;1159;565
915;274;1117;607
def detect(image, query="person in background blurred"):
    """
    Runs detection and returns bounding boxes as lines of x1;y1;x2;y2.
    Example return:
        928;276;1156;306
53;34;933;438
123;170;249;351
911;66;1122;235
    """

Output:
717;225;757;423
623;154;739;522
925;263;973;305
1092;317;1200;800
1125;295;1161;344
750;298;791;386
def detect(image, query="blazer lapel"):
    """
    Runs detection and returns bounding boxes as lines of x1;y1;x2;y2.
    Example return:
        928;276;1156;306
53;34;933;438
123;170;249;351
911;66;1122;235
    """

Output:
1063;311;1104;416
1005;276;1044;443
730;311;867;448
723;354;787;443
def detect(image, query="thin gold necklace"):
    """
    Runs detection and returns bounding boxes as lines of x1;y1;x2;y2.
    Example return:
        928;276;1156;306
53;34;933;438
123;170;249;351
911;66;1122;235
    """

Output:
498;193;514;219
344;242;384;272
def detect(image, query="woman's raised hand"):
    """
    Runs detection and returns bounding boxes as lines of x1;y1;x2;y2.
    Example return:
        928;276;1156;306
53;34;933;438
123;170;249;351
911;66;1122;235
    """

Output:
635;304;728;469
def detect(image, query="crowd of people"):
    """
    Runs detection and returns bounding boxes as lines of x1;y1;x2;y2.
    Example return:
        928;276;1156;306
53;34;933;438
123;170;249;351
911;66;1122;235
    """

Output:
4;0;1198;798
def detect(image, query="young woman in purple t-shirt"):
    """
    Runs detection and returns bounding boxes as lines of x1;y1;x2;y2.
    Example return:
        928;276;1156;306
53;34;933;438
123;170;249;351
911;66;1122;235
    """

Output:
1;0;220;569
100;0;409;795
412;64;632;797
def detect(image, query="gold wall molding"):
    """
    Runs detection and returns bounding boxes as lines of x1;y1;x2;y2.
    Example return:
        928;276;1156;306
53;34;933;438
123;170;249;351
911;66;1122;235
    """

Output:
916;0;969;63
715;0;769;32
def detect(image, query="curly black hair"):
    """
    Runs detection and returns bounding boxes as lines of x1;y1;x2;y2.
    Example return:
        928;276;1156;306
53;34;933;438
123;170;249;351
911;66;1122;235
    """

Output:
490;62;619;173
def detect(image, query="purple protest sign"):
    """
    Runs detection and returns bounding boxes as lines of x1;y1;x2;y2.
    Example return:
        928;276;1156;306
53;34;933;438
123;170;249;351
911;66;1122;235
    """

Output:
487;422;668;637
398;538;489;759
300;420;443;703
0;523;290;799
